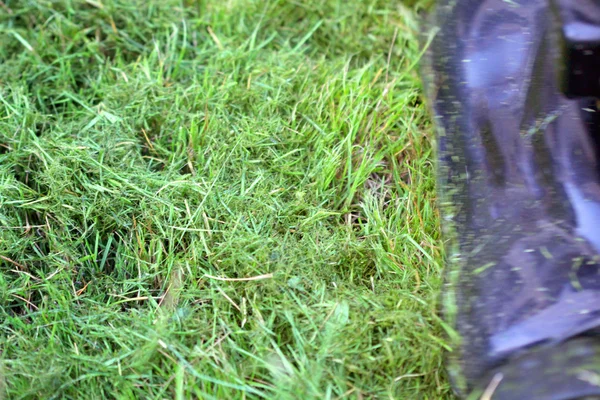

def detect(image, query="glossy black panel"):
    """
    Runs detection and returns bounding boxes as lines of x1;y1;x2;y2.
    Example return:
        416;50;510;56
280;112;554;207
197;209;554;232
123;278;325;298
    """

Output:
423;0;600;397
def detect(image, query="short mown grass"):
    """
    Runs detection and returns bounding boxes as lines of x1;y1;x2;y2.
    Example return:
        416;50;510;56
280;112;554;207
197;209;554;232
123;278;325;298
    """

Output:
0;0;450;398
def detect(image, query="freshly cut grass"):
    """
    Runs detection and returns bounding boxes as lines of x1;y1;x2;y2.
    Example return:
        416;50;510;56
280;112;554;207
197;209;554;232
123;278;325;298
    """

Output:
0;0;450;398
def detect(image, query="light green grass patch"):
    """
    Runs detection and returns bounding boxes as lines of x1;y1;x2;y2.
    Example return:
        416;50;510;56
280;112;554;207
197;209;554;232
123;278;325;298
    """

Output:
0;0;450;398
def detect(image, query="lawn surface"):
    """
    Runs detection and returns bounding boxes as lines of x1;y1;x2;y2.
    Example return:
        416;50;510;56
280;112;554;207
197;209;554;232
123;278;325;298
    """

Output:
0;0;451;398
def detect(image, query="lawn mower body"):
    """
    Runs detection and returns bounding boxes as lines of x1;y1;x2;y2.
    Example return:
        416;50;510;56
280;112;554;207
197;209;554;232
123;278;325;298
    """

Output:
424;0;600;397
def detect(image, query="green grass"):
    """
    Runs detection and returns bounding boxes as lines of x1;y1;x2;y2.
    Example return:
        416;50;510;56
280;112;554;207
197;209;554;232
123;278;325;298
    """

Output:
0;0;450;398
